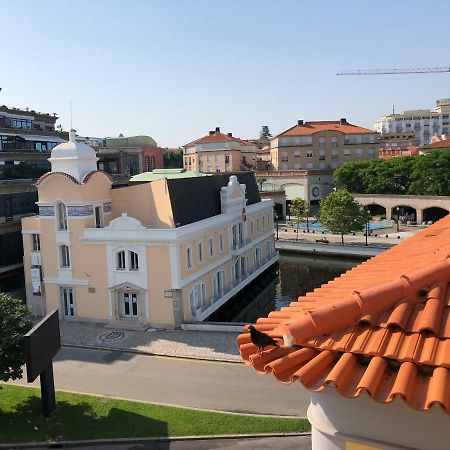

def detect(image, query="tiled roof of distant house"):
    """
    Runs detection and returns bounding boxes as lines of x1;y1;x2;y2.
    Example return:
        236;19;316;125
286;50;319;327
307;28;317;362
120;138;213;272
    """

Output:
277;121;375;137
421;137;450;149
238;216;450;413
185;130;255;148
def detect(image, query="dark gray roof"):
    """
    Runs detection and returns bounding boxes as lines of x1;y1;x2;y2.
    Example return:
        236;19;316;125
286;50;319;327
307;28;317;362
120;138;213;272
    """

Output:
167;172;261;227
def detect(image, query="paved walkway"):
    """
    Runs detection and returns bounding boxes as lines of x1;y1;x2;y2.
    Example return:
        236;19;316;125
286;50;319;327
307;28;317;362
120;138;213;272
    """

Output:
60;321;242;362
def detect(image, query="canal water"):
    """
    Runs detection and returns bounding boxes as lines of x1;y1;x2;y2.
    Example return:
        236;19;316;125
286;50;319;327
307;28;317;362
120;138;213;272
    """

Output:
207;252;365;324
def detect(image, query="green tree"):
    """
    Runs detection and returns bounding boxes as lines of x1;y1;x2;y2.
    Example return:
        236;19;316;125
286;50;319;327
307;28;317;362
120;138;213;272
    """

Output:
290;197;308;241
256;178;267;191
0;293;32;382
163;148;183;169
259;126;272;141
319;189;366;244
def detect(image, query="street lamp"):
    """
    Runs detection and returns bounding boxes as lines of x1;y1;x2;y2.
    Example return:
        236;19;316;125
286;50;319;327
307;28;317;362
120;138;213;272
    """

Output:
396;206;400;232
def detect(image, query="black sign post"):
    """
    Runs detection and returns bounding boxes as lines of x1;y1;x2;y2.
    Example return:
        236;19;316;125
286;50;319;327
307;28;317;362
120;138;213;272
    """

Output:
24;310;61;418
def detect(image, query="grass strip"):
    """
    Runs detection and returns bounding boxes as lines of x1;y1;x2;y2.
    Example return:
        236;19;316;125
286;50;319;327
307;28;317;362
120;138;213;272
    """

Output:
0;384;310;444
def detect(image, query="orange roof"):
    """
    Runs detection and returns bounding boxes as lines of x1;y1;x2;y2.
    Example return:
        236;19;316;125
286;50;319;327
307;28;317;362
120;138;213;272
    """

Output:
185;131;254;148
278;121;375;137
238;216;450;413
422;137;450;149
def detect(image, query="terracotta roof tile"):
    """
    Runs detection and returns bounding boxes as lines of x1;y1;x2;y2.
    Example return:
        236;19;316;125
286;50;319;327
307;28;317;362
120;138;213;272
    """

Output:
277;121;375;137
238;215;450;414
421;137;450;149
185;131;255;148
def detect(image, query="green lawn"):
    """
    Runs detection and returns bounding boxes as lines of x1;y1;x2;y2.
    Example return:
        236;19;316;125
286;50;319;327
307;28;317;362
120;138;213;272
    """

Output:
0;384;310;444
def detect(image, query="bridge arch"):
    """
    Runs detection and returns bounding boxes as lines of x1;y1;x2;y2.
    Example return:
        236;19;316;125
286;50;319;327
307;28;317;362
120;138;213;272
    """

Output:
423;206;449;223
391;205;417;224
365;203;387;218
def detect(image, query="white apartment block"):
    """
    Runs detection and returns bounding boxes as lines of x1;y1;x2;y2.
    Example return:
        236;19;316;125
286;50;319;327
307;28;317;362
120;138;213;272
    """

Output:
374;98;450;145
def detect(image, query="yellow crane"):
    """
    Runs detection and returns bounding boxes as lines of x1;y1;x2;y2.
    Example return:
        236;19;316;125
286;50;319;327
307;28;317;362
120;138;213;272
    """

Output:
337;67;450;75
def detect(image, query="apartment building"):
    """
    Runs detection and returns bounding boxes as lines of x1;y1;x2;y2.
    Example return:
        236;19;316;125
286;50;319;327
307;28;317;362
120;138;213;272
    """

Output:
0;105;67;177
22;131;277;328
183;127;258;173
374;98;450;145
270;119;379;171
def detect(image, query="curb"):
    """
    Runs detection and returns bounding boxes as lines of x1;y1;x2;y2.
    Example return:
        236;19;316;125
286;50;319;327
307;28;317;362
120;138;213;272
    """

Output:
61;343;243;364
2;432;312;449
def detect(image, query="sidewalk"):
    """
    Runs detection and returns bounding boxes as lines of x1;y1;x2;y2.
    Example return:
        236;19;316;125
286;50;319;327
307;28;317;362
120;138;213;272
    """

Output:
59;321;242;362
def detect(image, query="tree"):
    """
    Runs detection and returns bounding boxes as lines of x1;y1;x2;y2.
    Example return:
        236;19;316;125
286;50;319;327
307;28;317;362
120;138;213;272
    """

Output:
259;126;272;141
290;197;308;241
163;148;183;169
319;189;366;244
256;178;267;191
0;293;32;382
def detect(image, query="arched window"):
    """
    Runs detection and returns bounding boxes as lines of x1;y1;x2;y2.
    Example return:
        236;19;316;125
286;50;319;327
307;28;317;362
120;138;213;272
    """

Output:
116;250;126;270
129;251;139;270
255;247;262;267
231;221;244;249
189;283;206;317
56;202;67;230
59;245;70;268
213;270;225;298
144;155;151;172
266;240;272;258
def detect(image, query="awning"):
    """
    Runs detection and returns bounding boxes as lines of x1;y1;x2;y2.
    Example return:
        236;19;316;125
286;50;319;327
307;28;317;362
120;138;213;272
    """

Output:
19;134;66;143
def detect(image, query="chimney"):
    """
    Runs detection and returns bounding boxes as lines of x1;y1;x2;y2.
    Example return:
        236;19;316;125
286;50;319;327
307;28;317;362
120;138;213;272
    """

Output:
209;130;214;135
340;118;347;124
227;132;233;137
215;127;220;133
297;120;304;126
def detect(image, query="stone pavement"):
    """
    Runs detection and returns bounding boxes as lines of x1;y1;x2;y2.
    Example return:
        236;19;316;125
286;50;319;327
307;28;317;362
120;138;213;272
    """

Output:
60;321;242;362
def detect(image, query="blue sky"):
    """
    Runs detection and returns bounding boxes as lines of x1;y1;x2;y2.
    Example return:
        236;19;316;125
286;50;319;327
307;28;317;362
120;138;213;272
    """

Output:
2;1;450;146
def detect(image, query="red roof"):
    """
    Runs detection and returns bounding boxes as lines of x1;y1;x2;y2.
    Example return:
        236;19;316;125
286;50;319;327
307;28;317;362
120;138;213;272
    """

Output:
277;121;375;137
422;137;450;149
185;131;255;148
238;216;450;413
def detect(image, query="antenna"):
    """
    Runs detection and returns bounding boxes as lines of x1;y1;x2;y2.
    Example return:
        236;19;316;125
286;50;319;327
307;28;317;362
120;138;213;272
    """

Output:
392;104;395;115
69;100;73;130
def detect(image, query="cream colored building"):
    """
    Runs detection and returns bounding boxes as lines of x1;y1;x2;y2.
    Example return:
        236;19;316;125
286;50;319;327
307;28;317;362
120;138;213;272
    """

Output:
22;131;278;329
183;127;258;173
270;118;379;171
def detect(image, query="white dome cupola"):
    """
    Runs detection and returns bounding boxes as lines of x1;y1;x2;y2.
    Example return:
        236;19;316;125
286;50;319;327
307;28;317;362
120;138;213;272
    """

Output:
49;130;99;182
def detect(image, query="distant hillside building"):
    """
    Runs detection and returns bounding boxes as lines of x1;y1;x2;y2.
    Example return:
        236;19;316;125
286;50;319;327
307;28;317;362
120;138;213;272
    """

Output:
183;127;258;173
374;98;450;145
270;119;379;171
96;135;164;176
0;105;67;177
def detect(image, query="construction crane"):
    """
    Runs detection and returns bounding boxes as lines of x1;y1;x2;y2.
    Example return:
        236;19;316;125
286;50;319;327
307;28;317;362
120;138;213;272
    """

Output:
337;67;450;76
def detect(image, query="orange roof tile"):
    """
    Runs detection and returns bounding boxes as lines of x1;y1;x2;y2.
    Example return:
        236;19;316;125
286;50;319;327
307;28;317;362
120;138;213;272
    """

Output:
421;137;450;149
185;131;255;148
238;216;450;414
277;121;375;137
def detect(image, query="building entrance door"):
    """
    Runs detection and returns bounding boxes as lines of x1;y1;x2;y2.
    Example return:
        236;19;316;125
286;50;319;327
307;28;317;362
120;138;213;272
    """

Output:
122;292;138;318
61;286;74;318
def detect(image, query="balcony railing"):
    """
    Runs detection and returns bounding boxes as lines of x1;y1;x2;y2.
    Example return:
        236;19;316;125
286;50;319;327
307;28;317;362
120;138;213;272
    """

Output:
231;238;251;252
194;252;279;317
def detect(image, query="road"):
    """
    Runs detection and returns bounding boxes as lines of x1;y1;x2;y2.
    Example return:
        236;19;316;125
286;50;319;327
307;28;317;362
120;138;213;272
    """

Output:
13;346;310;417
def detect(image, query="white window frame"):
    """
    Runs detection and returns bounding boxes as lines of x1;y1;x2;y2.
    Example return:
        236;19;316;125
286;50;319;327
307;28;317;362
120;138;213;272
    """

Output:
94;205;104;228
59;245;70;268
129;251;139;271
208;237;214;257
306;151;313;158
56;202;67;231
189;282;206;316
116;250;126;270
32;234;40;251
186;246;192;269
219;234;224;253
198;241;204;263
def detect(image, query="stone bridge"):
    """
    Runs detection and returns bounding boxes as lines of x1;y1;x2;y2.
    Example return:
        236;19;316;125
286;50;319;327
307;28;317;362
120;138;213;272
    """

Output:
354;194;450;224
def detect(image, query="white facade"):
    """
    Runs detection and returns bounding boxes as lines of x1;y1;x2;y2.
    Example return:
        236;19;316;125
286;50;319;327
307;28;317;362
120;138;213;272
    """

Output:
374;99;450;145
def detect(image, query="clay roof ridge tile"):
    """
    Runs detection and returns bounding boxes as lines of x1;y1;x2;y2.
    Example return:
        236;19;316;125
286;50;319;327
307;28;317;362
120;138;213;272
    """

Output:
274;258;450;346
